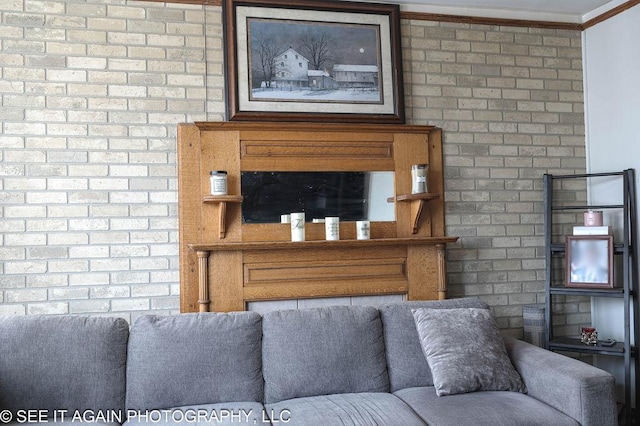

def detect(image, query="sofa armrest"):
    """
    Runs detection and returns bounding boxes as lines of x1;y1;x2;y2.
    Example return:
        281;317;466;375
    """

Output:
504;337;617;426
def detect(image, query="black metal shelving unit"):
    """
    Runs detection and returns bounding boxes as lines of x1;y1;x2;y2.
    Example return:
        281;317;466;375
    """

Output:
544;169;639;425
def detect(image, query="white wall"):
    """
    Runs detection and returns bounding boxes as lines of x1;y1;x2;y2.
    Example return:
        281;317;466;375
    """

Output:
583;2;640;404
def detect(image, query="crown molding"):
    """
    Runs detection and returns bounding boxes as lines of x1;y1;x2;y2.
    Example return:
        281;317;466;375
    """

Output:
399;11;581;30
582;0;640;29
395;3;581;24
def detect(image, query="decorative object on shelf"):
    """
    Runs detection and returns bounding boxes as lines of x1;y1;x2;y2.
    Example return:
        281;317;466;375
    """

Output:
356;220;370;240
222;0;404;124
565;235;614;289
522;305;545;348
280;214;291;224
209;171;228;195
573;225;612;236
580;326;598;345
583;210;604;226
411;164;428;194
325;217;340;241
290;212;306;242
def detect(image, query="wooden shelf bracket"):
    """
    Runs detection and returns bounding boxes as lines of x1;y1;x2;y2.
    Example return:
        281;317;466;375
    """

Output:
202;195;244;239
388;193;440;234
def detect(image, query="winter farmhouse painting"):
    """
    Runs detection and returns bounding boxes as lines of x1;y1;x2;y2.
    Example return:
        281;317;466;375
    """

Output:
248;19;382;103
224;0;403;123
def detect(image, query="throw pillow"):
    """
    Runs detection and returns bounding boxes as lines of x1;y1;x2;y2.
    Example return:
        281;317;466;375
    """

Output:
411;307;527;397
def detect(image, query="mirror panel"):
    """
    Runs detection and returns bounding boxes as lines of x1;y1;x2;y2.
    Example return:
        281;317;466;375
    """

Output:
241;171;395;224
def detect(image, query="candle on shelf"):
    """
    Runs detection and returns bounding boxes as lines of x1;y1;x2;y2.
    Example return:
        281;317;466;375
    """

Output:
325;217;340;241
290;212;305;242
356;220;370;240
411;164;428;194
209;171;228;195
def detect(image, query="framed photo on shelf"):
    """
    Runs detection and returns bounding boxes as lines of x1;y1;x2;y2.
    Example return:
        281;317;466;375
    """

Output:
565;235;615;289
223;0;404;123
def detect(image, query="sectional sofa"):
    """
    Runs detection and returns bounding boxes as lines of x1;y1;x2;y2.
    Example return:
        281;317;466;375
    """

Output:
0;298;617;425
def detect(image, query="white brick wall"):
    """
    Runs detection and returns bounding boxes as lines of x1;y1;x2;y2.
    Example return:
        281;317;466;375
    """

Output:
0;1;586;335
0;0;216;322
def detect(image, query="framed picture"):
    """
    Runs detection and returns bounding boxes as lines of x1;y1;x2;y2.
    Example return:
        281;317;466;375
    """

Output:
565;235;615;289
223;0;404;123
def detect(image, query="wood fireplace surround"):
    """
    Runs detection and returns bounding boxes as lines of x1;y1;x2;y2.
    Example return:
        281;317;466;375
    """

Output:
177;122;457;313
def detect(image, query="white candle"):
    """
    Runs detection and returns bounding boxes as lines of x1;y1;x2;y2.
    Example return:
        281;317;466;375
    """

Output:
411;164;428;194
325;217;340;241
290;212;305;242
356;220;370;240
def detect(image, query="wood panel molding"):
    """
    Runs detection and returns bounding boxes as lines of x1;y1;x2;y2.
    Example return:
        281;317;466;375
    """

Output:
241;141;394;160
244;258;407;286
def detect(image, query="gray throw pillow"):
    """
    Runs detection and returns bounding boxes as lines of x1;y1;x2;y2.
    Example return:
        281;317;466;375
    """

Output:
412;307;527;397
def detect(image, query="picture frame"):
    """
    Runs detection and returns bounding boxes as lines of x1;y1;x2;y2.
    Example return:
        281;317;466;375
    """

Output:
223;0;404;124
565;235;615;289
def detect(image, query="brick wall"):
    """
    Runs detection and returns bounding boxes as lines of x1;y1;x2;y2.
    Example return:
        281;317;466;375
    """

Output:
0;1;587;334
402;20;587;335
0;0;216;322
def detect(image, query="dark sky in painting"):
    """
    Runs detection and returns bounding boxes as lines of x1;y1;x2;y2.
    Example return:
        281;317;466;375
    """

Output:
248;18;380;72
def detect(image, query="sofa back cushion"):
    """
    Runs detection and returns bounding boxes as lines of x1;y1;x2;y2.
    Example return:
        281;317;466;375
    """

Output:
0;315;129;414
126;312;263;410
379;298;489;392
262;305;390;404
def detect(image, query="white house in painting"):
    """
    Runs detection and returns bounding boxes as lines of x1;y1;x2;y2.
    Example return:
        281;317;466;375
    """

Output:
274;47;309;88
332;64;378;88
267;47;378;91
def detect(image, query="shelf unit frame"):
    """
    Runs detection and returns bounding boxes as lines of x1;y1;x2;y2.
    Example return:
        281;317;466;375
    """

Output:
543;169;639;424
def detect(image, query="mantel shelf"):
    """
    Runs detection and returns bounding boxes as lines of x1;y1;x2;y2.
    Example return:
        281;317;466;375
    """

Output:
387;193;441;234
388;193;441;203
189;236;458;252
202;195;244;239
202;195;244;203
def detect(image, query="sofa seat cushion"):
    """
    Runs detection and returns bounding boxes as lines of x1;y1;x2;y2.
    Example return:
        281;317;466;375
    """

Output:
126;312;263;410
0;315;128;414
262;306;389;404
266;393;426;426
124;402;270;425
378;298;489;392
394;386;579;426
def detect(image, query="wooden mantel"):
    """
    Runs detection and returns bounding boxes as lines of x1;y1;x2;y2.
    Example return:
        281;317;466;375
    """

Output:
189;237;457;312
178;122;455;312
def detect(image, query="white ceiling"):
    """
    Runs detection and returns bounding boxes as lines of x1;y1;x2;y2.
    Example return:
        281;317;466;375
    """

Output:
361;0;628;23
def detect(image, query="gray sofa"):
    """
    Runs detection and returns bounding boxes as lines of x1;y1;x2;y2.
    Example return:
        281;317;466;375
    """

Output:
0;298;617;426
